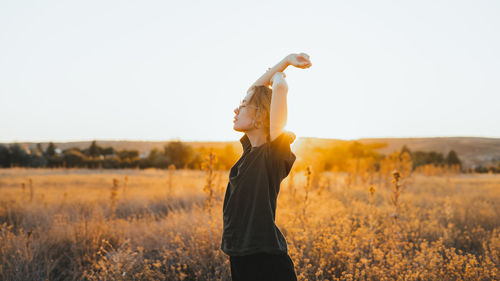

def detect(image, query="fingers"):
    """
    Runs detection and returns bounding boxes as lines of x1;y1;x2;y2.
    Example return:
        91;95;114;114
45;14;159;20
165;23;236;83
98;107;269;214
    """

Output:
299;52;310;60
301;63;312;69
299;60;311;68
291;52;311;68
297;53;311;65
302;53;311;68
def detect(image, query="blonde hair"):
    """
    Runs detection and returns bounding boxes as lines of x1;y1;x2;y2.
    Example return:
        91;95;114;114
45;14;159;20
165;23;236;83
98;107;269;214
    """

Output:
248;85;272;142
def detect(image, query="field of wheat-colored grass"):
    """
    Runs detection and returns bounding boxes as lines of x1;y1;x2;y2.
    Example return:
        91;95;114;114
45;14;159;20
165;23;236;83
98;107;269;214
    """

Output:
0;166;499;281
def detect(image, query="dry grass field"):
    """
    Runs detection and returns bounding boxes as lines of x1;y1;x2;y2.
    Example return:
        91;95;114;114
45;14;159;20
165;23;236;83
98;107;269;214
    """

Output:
0;167;499;280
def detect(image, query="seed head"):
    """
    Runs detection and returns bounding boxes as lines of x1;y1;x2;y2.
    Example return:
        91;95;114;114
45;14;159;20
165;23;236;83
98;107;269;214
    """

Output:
392;170;401;182
369;185;376;195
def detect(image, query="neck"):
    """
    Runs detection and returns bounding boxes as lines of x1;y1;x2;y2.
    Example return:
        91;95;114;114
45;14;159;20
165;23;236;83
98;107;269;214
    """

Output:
245;130;268;148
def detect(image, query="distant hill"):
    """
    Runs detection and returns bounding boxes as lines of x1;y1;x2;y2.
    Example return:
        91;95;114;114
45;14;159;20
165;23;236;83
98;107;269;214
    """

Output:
3;136;500;169
295;136;500;169
356;137;500;169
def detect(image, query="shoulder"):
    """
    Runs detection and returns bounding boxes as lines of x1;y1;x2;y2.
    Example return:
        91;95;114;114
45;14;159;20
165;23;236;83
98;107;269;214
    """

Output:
269;130;296;146
267;130;296;160
266;130;297;180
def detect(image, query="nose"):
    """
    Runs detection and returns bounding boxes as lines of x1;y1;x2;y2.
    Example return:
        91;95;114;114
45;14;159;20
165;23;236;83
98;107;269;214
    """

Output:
234;107;239;114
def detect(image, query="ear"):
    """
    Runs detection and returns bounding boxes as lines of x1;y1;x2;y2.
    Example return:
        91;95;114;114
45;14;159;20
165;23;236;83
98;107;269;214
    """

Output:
252;119;258;129
253;111;265;125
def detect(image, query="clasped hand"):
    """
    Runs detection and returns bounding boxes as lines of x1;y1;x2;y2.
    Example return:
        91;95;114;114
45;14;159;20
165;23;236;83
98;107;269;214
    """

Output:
287;53;312;69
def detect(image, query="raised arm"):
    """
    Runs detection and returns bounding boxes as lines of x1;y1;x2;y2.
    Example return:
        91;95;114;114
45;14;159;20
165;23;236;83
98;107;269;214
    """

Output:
246;58;289;93
266;53;312;141
247;53;312;93
269;72;289;141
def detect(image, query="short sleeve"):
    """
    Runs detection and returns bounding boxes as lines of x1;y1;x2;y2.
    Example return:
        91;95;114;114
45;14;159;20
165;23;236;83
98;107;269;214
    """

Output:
269;131;297;180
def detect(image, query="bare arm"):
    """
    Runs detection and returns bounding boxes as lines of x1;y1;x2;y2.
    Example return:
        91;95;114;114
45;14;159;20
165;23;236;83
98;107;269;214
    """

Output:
247;57;290;93
247;53;312;93
266;53;312;141
269;72;289;141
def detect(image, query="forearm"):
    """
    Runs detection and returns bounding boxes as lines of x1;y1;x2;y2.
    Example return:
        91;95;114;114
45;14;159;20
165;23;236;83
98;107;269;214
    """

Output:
247;56;290;93
269;74;289;138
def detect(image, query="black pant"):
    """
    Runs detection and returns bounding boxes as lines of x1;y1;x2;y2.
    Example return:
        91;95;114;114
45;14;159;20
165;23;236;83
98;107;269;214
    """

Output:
229;252;298;281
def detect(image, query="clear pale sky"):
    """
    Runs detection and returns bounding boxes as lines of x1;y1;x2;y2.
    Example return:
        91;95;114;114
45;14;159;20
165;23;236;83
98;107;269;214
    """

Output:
1;0;499;143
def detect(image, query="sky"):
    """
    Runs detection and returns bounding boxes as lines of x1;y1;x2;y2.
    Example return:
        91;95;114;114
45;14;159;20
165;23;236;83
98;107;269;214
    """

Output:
1;0;499;143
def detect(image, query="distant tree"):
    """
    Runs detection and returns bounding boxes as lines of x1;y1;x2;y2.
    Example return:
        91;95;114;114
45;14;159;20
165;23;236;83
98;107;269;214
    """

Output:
63;149;86;167
43;142;65;167
102;156;120;169
101;146;115;156
400;145;412;159
153;154;170;169
411;151;427;168
148;148;162;159
36;143;43;154
0;144;10;167
428;151;445;166
117;149;139;160
411;150;445;169
163;141;193;169
445;150;462;168
27;152;47;167
147;147;168;168
9;144;29;167
45;142;56;157
89;140;100;158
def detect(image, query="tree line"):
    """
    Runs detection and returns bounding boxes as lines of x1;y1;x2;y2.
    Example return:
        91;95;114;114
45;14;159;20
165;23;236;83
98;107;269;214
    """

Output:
399;145;462;169
296;141;498;174
0;140;238;170
1;139;497;173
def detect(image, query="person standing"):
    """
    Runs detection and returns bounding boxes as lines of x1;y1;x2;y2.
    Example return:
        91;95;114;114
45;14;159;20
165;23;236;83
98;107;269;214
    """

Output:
221;53;312;281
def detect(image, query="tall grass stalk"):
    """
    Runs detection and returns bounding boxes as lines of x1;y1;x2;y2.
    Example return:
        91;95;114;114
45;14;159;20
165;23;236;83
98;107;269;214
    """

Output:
110;178;119;219
390;170;403;251
29;178;34;203
299;166;313;229
202;149;217;211
167;164;176;196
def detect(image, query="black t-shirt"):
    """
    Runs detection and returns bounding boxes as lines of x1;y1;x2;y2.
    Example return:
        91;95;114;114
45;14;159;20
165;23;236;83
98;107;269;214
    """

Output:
221;131;297;256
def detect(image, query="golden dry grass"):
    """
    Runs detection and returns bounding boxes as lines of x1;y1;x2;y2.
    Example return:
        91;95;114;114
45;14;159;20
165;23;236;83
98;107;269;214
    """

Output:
0;167;499;280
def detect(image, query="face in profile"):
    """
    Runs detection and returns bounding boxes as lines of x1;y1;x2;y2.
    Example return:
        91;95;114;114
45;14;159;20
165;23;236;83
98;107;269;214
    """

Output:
233;91;257;132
